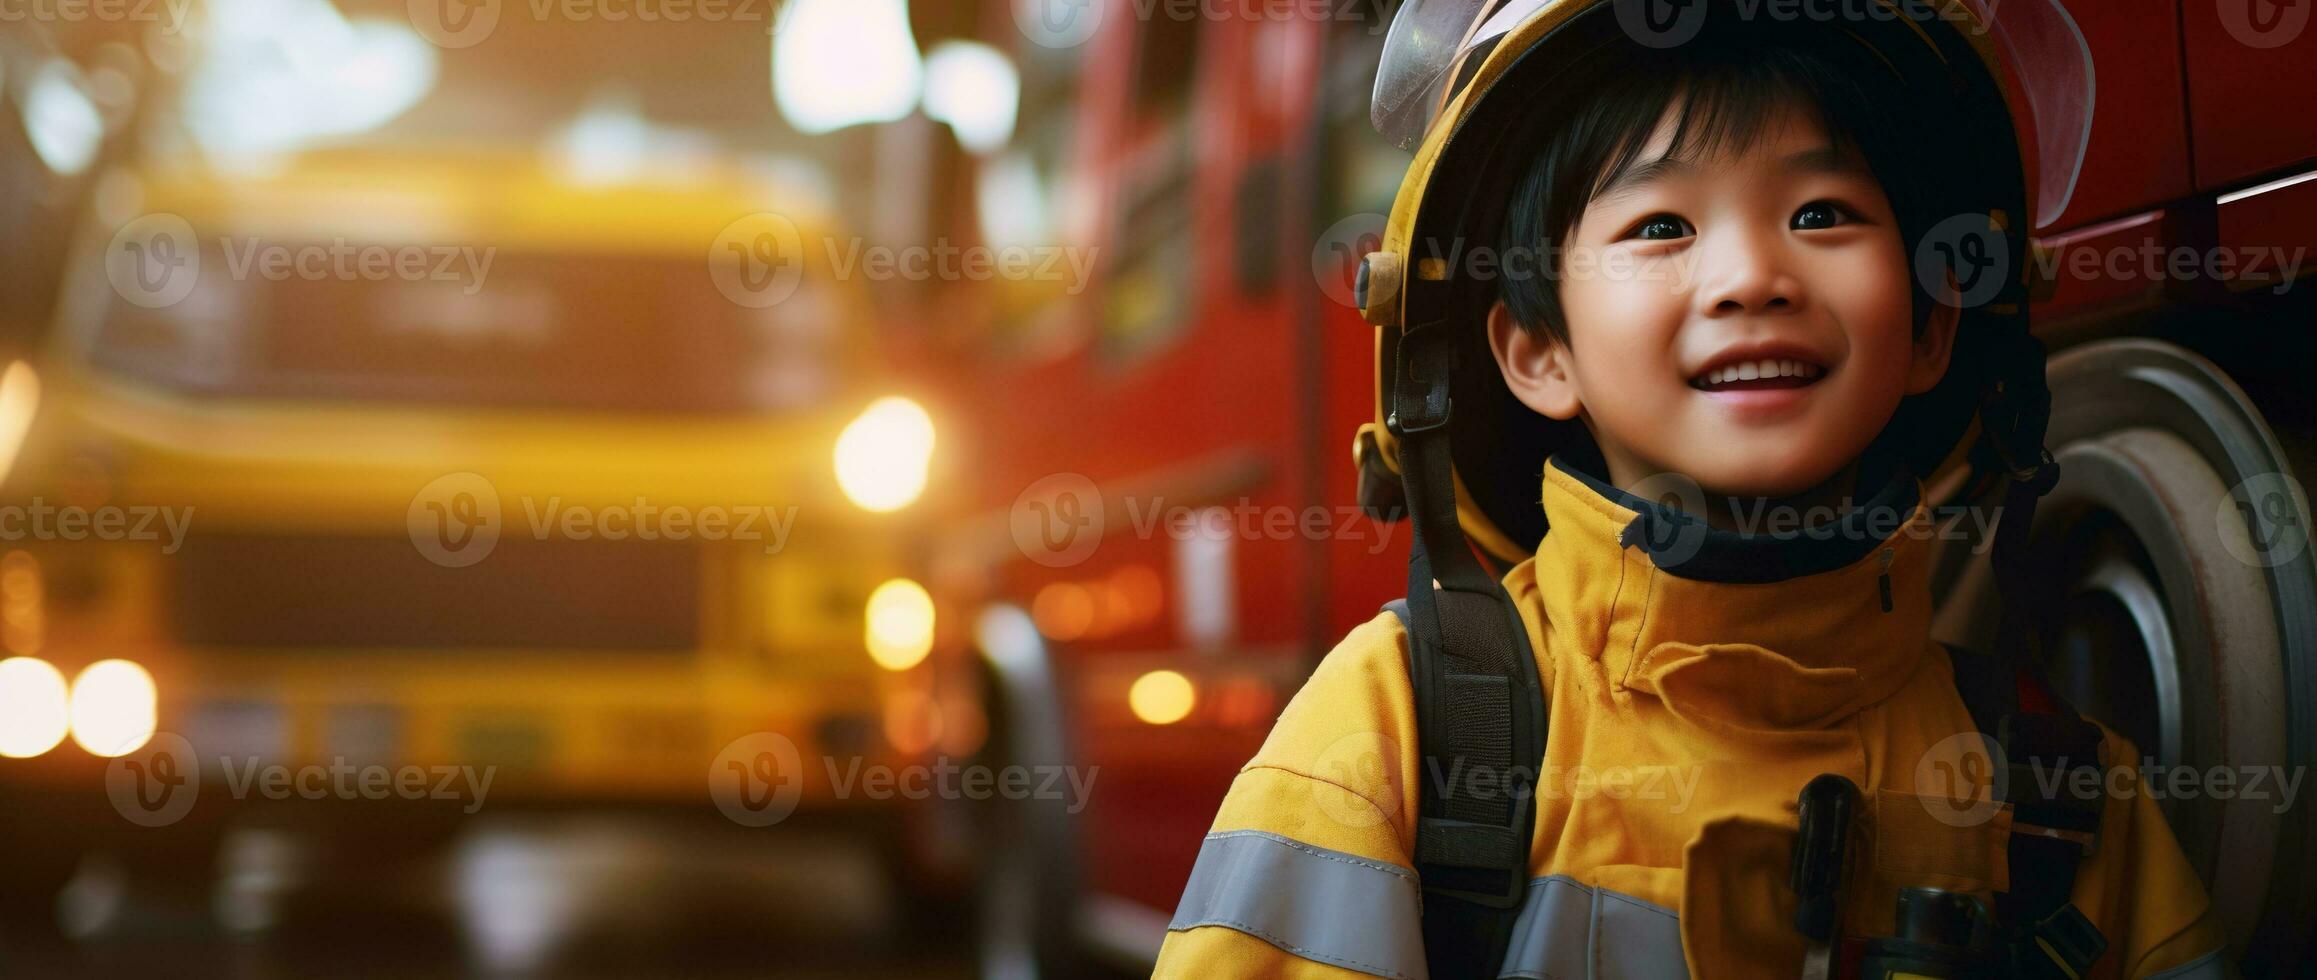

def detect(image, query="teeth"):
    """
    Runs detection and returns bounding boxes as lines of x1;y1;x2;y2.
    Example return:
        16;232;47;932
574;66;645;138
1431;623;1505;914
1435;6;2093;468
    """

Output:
1695;357;1823;387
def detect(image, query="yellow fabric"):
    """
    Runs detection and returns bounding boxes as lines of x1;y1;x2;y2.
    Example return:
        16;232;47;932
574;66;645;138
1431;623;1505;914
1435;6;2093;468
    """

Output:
1154;461;2227;978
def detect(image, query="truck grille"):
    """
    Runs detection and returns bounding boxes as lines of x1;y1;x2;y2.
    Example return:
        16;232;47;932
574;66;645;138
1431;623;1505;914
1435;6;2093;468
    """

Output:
168;535;702;650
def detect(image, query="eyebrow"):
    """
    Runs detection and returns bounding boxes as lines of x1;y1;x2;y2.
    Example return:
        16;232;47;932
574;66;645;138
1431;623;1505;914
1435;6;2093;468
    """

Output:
1595;144;1872;202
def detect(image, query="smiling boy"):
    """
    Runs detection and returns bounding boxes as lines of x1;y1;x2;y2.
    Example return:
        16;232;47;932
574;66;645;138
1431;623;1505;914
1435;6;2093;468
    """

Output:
1154;1;2231;977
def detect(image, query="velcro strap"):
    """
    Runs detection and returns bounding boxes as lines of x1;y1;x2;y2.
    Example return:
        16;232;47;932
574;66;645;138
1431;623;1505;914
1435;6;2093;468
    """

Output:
1416;817;1523;872
1999;713;2107;834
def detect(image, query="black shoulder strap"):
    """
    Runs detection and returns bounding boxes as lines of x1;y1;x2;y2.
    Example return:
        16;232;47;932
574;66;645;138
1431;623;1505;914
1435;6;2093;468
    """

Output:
1941;642;2111;978
1385;324;1548;979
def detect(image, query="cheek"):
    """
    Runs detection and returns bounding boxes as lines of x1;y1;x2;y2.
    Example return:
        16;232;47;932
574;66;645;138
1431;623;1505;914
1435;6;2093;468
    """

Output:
1558;271;1685;385
1821;248;1919;379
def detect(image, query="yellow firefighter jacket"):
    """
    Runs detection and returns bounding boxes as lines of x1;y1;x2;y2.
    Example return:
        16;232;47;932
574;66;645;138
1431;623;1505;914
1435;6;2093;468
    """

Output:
1154;455;2229;979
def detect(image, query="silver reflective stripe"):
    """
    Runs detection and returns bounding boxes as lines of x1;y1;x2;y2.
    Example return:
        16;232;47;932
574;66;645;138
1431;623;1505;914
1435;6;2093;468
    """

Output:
1499;874;1688;979
1167;829;1426;979
2144;948;2226;980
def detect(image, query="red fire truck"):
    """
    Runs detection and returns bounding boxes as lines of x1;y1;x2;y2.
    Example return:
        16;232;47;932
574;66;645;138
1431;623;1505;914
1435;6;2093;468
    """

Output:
917;1;2317;975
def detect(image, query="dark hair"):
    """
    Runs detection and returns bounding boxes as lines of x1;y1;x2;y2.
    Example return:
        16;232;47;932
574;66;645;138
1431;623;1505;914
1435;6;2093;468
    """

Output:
1495;22;1944;348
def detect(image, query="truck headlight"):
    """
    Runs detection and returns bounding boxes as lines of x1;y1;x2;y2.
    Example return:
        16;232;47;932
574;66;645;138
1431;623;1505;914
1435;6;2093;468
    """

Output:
864;577;934;671
0;656;70;758
70;659;157;757
834;396;935;512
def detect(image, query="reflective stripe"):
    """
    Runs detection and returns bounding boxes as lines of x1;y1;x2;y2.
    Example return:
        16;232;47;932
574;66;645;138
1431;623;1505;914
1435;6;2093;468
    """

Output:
1499;875;1688;979
2144;948;2226;980
1167;829;1426;979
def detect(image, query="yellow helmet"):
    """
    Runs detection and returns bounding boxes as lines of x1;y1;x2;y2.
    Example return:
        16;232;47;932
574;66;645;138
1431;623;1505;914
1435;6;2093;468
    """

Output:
1350;0;2094;563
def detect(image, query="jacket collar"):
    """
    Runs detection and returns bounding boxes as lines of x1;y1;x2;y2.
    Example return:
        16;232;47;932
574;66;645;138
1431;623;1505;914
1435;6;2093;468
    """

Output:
1522;454;1937;734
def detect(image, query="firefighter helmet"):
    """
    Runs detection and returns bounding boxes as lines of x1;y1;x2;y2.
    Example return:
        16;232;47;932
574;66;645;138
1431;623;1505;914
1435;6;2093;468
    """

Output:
1352;0;2094;561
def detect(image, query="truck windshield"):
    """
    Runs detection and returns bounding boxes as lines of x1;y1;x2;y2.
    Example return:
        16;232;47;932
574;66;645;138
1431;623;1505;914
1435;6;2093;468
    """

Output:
88;247;840;414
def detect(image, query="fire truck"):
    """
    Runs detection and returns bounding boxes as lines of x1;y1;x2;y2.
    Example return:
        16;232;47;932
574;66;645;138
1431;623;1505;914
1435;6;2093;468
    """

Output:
922;0;2317;975
0;144;945;943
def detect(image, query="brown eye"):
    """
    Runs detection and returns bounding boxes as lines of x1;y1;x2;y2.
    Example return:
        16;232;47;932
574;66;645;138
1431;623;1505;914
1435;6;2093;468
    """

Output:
1793;201;1849;230
1631;215;1692;241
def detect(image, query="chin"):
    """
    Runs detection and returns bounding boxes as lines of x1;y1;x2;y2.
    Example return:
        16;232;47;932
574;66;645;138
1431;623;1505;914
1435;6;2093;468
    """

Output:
1683;447;1853;501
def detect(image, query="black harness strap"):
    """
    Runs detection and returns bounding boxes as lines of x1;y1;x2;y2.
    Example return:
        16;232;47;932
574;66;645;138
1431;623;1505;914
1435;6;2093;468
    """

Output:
1389;324;1547;978
1942;641;2110;979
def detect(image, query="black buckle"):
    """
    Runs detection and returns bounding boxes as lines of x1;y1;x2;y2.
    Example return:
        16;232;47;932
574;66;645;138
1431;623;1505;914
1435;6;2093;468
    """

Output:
1389;326;1457;436
2020;903;2106;979
1414;796;1533;911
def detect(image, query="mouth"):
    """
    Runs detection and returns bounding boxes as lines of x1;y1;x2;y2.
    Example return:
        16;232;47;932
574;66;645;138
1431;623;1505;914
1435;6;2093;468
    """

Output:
1687;355;1828;393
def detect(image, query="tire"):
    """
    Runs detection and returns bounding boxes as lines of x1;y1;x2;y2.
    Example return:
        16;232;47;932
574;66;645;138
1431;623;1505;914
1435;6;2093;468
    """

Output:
967;607;1088;980
1934;338;2317;974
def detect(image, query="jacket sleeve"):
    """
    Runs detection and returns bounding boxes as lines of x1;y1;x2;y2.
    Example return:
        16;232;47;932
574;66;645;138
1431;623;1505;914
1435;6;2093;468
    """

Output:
1152;611;1430;980
2073;725;2232;979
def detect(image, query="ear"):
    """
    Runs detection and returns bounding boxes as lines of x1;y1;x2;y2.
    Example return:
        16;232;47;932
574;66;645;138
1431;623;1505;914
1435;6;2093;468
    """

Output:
1488;300;1584;420
1905;272;1962;396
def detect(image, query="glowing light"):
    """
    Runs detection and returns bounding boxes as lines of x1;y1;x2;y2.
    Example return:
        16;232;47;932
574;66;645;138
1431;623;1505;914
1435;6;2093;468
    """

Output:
922;41;1018;154
0;362;42;488
1111;564;1163;626
70;659;157;757
0;657;70;758
834;397;935;512
23;62;103;177
865;578;936;671
1030;582;1094;641
973;604;1043;674
183;0;438;164
976;151;1051;248
772;0;923;135
1128;670;1196;726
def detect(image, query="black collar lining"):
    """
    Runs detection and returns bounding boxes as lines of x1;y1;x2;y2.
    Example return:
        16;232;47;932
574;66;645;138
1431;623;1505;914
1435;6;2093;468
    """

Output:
1549;455;1921;584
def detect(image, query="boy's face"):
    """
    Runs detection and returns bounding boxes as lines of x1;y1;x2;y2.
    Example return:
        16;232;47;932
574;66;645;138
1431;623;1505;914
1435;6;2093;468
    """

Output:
1489;99;1956;499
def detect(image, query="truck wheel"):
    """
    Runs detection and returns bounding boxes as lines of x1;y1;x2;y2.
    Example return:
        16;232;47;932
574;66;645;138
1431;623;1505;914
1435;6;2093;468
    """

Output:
969;606;1088;979
1935;338;2316;973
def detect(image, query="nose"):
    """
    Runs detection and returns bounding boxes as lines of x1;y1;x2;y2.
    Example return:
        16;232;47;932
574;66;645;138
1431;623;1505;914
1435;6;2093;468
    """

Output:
1694;230;1804;318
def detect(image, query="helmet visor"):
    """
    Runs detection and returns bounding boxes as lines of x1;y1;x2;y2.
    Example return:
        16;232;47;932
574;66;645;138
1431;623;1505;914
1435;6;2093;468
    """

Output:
1370;0;1547;150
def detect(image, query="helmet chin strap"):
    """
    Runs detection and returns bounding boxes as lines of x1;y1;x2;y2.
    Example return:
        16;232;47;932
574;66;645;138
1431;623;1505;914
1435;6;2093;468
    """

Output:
1390;320;1546;978
1978;328;2064;670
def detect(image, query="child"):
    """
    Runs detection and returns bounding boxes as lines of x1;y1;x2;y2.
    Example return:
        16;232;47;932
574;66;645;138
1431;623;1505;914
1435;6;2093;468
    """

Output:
1153;1;2230;976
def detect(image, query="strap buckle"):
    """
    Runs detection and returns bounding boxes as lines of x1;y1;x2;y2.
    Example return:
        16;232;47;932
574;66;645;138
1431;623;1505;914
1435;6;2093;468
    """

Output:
1388;325;1457;436
1414;795;1534;911
2018;903;2106;980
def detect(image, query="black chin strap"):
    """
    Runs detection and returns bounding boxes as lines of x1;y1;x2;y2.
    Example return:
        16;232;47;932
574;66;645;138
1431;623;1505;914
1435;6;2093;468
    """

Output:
1391;323;1547;979
1974;331;2116;976
1979;328;2064;669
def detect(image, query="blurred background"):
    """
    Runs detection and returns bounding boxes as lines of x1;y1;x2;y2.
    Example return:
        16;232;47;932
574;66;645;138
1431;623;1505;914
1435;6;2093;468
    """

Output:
0;0;2312;976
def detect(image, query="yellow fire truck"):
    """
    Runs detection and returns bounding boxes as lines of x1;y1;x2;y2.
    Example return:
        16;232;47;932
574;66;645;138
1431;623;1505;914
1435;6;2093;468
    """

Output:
0;146;951;937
